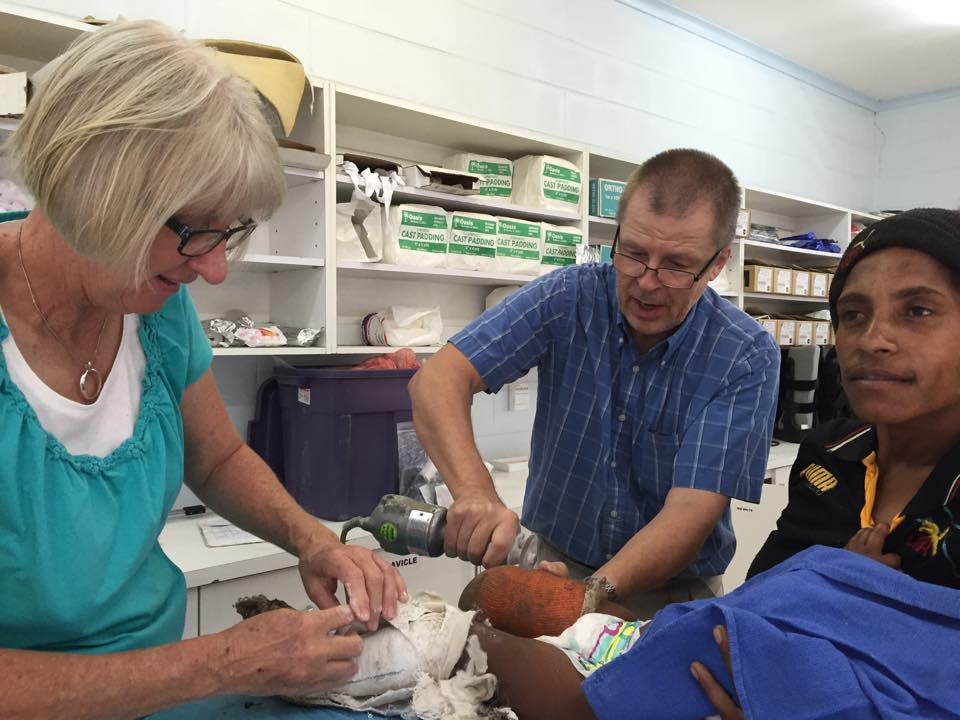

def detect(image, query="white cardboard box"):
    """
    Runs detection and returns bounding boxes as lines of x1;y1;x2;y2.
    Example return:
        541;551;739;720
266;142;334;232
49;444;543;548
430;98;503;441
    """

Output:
811;272;829;298
774;267;794;295
745;265;774;293
0;71;28;117
792;270;811;297
403;163;481;195
796;320;814;346
776;319;797;346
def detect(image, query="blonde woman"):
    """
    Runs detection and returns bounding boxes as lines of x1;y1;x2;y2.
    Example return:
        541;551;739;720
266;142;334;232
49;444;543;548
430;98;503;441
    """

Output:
0;20;404;719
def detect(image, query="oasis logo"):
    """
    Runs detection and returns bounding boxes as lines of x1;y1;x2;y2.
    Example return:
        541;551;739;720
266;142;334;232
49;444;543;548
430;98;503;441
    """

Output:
801;464;838;494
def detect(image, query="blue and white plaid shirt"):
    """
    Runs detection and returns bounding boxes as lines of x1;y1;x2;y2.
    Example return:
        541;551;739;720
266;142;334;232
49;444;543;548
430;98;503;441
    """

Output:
451;263;780;576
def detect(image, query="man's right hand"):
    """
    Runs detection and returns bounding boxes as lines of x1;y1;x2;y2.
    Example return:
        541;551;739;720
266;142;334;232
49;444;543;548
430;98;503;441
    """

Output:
214;605;362;697
444;489;520;567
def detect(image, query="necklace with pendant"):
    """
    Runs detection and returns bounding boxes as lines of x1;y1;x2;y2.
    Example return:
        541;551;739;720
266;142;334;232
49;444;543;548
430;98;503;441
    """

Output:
16;226;110;402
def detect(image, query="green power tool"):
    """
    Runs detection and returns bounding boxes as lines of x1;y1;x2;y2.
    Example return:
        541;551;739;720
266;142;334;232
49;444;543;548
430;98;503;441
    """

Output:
340;494;448;557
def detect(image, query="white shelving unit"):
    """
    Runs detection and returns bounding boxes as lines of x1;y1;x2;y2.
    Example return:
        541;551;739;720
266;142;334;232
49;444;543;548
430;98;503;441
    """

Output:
212;346;327;357
337;260;536;287
1;6;893;482
335;174;577;224
335;345;441;356
331;84;585;352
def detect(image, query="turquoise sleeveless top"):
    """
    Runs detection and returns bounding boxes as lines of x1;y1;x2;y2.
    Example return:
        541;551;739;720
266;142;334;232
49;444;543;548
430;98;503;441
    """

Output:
0;285;212;653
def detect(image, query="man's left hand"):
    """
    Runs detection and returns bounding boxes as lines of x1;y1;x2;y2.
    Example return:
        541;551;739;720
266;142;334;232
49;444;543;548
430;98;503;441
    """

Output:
299;540;408;632
691;625;744;720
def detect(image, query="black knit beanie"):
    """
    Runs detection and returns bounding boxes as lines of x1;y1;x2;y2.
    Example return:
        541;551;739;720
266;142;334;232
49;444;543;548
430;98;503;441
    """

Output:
829;208;960;327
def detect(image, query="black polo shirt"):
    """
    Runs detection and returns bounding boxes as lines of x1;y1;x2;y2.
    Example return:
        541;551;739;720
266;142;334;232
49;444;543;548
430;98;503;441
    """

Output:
748;419;960;589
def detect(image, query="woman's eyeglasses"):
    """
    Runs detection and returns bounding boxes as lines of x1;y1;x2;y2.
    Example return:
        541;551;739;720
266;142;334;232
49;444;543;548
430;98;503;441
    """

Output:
165;216;257;257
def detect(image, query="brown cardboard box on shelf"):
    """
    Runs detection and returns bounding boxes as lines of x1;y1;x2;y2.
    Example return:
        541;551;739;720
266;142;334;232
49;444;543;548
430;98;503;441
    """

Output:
795;319;814;346
403;163;481;195
774;267;794;295
752;315;778;337
744;265;774;293
814;320;831;346
792;269;811;297
811;271;829;298
0;67;28;118
776;319;797;346
735;208;751;239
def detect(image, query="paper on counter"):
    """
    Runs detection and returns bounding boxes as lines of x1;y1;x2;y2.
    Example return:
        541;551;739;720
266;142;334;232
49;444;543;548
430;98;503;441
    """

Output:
199;520;266;548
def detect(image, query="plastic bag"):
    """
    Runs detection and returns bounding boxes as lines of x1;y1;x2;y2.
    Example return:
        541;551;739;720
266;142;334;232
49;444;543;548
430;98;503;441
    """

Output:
336;189;384;262
361;306;443;347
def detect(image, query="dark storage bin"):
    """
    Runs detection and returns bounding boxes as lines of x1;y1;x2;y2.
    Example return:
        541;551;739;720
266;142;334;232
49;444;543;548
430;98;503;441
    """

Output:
248;366;415;521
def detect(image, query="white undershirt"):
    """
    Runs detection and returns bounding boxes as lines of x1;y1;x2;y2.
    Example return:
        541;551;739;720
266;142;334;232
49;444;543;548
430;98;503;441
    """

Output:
1;311;145;457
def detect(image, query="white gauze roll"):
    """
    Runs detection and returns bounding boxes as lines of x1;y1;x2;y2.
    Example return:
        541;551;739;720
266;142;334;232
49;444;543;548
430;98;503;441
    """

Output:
495;217;541;275
512;155;582;212
447;210;498;271
384;204;449;268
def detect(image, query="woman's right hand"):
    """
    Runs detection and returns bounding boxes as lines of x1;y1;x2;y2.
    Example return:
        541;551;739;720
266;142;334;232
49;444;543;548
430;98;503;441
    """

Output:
213;604;362;697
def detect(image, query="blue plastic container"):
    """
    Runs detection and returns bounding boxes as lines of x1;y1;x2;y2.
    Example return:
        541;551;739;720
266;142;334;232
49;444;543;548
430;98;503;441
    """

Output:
250;366;416;521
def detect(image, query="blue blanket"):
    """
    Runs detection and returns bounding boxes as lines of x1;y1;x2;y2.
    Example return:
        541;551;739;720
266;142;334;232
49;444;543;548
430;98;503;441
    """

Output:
583;546;960;719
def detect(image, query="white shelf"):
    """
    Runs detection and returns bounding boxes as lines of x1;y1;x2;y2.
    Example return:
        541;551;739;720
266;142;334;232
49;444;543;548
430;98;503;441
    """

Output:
589;216;617;226
744;187;853;218
235;254;324;272
338;260;537;286
335;175;580;224
336;345;441;355
283;165;324;188
587;217;617;245
211;347;327;357
738;239;842;268
852;211;885;224
743;292;830;305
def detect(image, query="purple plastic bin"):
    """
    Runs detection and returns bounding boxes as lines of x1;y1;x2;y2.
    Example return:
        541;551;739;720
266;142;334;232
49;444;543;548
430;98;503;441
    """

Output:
269;366;416;521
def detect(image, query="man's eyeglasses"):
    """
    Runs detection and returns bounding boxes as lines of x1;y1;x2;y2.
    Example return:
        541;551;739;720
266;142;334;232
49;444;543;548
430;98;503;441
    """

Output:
612;226;722;290
165;216;258;258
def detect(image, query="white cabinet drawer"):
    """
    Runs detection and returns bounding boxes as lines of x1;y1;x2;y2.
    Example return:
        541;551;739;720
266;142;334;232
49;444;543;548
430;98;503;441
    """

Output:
182;587;199;639
723;482;789;592
198;566;311;635
341;533;477;607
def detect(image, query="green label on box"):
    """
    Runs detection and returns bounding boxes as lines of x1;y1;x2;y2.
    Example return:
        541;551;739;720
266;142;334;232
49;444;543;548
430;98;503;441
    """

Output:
398;231;447;253
479;182;513;197
499;219;541;238
542;248;576;266
470;161;512;197
401;210;447;229
452;215;497;234
469;160;512;176
449;242;496;257
497;235;540;260
543;163;581;183
450;214;497;258
542;163;581;205
544;229;581;246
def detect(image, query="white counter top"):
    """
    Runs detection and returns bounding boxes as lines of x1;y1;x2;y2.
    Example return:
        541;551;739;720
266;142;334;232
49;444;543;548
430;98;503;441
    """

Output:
159;471;528;589
161;443;798;589
767;440;800;473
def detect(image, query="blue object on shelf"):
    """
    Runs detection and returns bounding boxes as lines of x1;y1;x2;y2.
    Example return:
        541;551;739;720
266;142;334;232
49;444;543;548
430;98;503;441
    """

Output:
784;236;842;254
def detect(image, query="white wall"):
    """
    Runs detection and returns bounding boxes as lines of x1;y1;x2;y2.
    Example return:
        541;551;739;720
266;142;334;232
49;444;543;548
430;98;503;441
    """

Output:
15;0;880;211
876;96;960;211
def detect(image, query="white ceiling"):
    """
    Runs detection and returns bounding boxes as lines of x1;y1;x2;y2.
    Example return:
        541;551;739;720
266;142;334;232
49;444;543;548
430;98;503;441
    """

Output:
663;0;960;101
